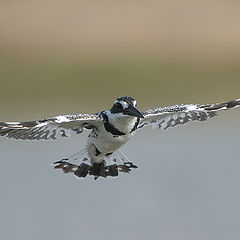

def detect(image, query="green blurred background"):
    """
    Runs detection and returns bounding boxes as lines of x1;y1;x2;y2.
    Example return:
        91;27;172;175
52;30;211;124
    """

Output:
1;0;240;120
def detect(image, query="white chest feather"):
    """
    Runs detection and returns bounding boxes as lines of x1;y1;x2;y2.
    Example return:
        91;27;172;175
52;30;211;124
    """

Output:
86;112;138;155
107;112;137;134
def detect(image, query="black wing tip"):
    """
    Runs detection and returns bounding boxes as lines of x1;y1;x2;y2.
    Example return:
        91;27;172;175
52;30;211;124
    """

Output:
0;119;49;129
203;99;240;111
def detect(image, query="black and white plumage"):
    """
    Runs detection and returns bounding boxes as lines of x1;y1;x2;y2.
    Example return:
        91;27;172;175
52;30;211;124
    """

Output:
0;96;239;180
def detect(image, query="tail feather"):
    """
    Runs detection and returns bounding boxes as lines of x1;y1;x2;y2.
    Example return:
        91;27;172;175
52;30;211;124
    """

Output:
89;162;107;179
53;149;137;180
106;164;118;177
74;163;91;177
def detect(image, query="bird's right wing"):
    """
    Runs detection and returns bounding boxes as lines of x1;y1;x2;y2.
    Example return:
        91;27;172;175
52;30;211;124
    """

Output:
138;99;240;131
0;113;101;140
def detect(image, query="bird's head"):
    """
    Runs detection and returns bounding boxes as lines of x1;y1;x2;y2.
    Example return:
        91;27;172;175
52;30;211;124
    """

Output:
110;96;144;118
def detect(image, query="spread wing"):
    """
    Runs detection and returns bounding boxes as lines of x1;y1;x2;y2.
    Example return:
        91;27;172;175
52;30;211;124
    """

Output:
0;113;101;140
139;99;240;130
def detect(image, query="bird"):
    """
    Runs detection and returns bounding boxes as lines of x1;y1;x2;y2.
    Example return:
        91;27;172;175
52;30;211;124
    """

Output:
0;96;239;180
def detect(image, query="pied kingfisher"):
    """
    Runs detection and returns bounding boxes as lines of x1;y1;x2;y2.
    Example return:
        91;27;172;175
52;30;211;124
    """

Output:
0;96;240;179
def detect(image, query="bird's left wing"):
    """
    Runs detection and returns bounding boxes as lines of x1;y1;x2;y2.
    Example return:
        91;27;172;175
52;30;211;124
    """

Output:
138;99;240;131
0;113;101;140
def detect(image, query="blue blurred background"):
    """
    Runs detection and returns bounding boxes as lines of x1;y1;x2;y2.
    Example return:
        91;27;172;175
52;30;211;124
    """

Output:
1;1;240;240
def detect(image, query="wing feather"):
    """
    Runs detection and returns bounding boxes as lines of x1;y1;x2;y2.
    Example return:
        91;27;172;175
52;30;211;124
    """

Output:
139;99;240;130
0;113;100;140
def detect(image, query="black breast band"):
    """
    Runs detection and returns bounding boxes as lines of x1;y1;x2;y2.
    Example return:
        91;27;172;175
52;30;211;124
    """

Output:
100;112;126;136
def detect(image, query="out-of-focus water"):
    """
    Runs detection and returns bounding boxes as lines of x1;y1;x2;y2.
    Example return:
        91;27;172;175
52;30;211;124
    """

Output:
0;113;240;240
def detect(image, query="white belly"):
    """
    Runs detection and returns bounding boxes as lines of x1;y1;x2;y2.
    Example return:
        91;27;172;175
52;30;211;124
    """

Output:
90;127;131;152
86;124;134;162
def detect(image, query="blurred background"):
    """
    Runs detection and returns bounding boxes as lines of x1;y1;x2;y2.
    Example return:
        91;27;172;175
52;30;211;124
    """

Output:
1;1;240;240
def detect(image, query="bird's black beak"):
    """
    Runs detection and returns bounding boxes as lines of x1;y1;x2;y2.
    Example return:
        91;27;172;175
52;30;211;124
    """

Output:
123;105;144;118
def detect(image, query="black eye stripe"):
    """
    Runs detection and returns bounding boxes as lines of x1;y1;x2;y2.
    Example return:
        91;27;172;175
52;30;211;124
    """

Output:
115;103;123;109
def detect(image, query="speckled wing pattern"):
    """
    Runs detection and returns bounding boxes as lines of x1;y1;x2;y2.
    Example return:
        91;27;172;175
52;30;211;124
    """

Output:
139;99;240;130
0;113;100;140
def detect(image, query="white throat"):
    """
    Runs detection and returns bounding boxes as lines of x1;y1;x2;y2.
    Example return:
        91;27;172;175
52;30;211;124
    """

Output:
106;111;138;134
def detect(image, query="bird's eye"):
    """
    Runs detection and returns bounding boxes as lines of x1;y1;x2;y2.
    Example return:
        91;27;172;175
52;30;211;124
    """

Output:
115;103;123;109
